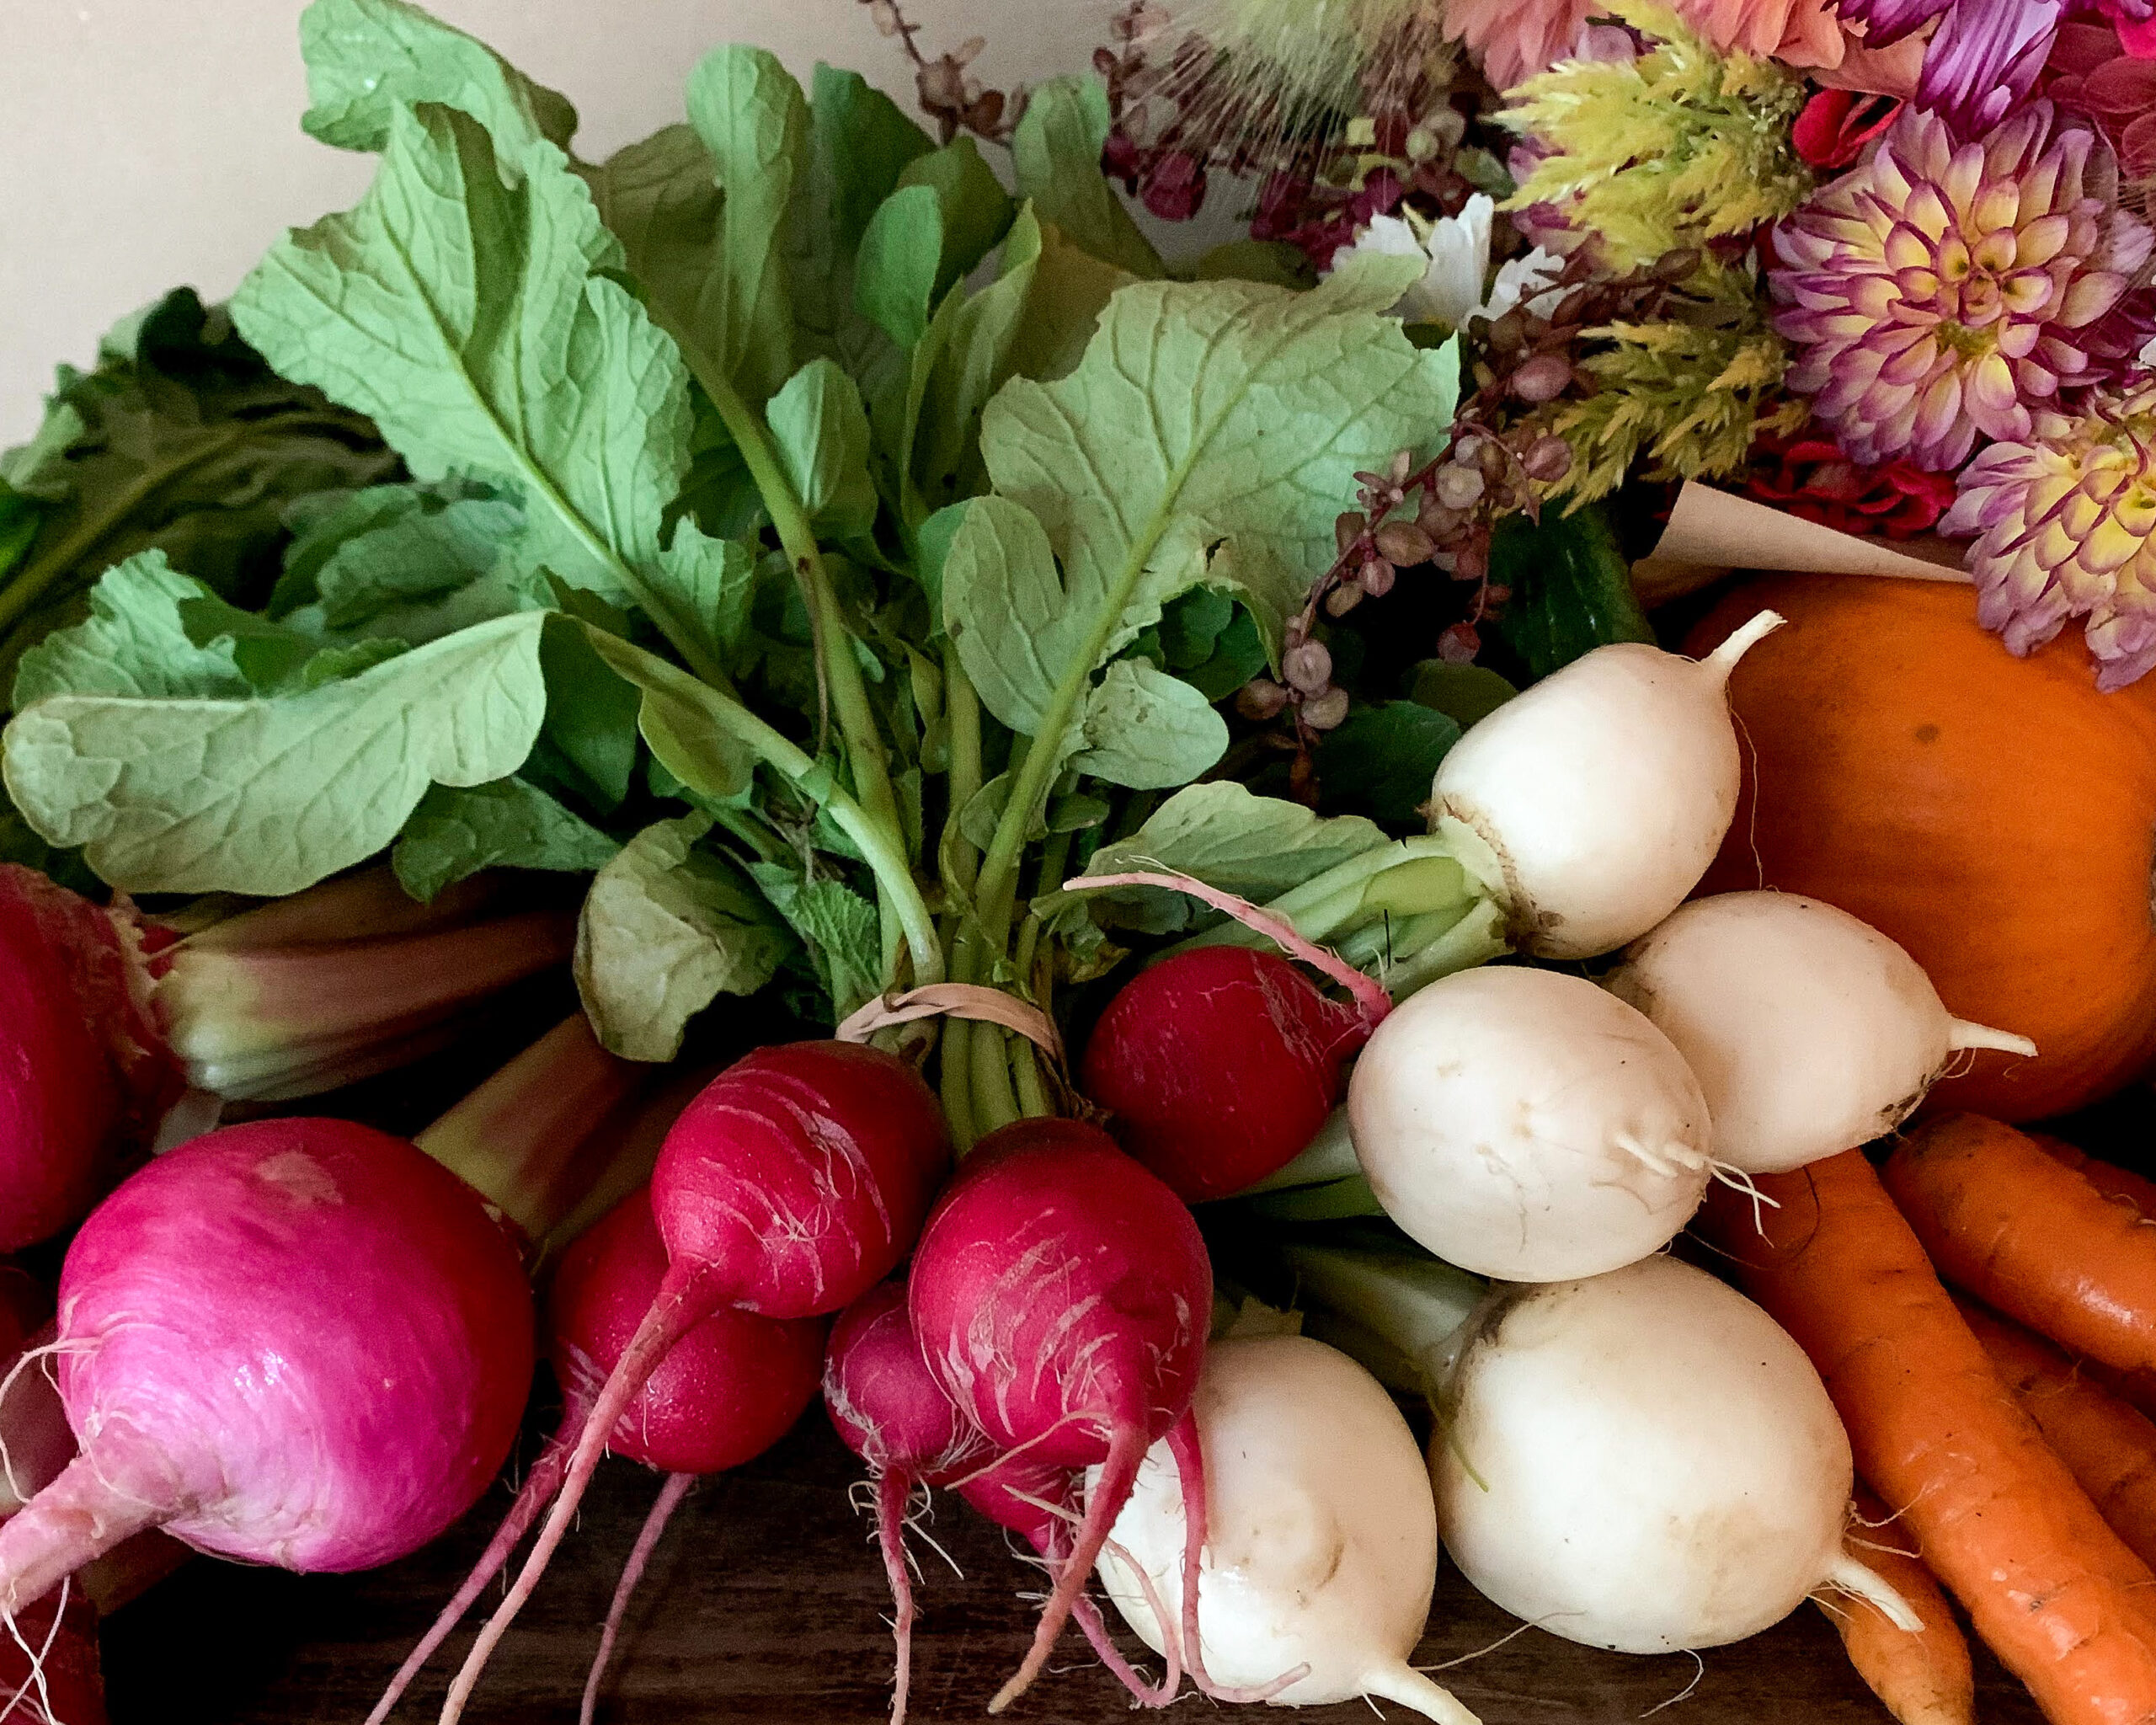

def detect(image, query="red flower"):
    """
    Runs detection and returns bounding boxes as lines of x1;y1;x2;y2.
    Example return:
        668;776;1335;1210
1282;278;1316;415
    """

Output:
1790;89;1900;169
1746;435;1959;539
2048;21;2156;178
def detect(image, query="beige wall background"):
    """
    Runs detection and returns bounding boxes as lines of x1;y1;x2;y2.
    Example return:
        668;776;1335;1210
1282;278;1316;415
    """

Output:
1;0;1128;441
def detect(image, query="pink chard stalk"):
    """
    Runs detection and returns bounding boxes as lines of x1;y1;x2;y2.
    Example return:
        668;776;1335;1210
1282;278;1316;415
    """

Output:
0;862;580;1250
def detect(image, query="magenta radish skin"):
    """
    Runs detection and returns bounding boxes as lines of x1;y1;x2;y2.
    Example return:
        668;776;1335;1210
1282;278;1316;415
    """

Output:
552;1186;825;1476
1081;946;1369;1202
910;1119;1211;1710
552;1186;824;1725
0;867;180;1251
825;1280;994;1489
825;1280;996;1725
654;1042;951;1317
435;1041;950;1723
0;1118;532;1611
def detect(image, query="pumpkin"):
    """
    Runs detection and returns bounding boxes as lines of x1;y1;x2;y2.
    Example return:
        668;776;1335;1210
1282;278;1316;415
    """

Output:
1688;573;2156;1122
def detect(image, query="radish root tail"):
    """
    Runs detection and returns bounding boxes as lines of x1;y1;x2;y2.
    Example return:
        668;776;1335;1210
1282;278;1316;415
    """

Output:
435;1268;712;1725
579;1471;694;1725
874;1469;919;1725
989;1423;1145;1714
1166;1410;1299;1704
1087;1538;1182;1706
366;1434;572;1725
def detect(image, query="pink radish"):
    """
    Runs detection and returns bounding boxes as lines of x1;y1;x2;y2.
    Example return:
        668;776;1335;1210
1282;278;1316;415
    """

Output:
909;1119;1212;1712
958;1450;1182;1707
370;1184;826;1725
435;1041;950;1722
1081;946;1372;1201
0;867;177;1251
0;1118;533;1614
824;1281;996;1725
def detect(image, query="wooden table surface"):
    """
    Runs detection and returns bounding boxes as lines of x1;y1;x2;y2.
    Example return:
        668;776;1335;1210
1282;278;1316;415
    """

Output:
98;1417;2047;1725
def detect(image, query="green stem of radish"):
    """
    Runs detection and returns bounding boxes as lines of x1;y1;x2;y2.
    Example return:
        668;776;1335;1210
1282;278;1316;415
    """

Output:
579;630;944;991
1167;835;1495;957
939;653;985;1150
656;309;910;980
1277;1242;1486;1386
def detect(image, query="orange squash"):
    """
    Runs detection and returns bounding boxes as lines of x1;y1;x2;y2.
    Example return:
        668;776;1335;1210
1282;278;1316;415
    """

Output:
1688;573;2156;1122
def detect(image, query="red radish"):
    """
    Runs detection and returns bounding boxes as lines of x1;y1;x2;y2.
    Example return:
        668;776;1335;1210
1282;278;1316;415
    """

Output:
958;1450;1182;1707
1081;946;1370;1201
0;1119;532;1615
370;1185;825;1725
0;867;177;1252
558;1188;825;1725
437;1042;949;1722
910;1119;1212;1712
825;1281;996;1725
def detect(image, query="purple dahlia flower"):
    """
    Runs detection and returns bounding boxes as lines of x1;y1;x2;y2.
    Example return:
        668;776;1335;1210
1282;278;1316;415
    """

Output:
1945;382;2156;687
1837;0;2154;131
1771;103;2155;472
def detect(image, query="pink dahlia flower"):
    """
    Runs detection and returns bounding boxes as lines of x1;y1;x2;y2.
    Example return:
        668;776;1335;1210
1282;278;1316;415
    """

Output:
1945;383;2156;688
1771;103;2155;472
1438;0;1596;91
1445;0;1918;88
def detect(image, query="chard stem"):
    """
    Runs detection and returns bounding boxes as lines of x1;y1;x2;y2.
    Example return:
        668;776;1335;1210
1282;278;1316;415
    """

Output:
415;1016;644;1243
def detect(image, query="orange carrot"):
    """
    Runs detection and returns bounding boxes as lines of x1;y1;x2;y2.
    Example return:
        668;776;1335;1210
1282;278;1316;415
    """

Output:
1699;1151;2156;1724
1883;1115;2156;1375
1822;1487;1973;1725
2033;1135;2156;1220
1961;1298;2156;1571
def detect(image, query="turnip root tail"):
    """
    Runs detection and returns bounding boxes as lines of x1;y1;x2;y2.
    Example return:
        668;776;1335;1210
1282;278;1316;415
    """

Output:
1364;1663;1483;1725
873;1469;920;1725
1945;1020;2038;1060
989;1423;1147;1714
1821;1552;1923;1633
366;1438;572;1725
1701;610;1786;681
0;1445;170;1616
580;1471;694;1725
438;1267;715;1725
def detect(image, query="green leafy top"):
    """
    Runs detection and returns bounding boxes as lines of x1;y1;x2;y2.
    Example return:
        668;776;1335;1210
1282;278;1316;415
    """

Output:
1;1;1502;1100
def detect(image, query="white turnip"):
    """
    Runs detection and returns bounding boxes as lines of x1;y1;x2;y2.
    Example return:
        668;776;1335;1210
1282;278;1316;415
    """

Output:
1348;967;1713;1281
1096;1334;1477;1723
1428;613;1783;959
1606;892;2037;1173
1433;1255;1913;1654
